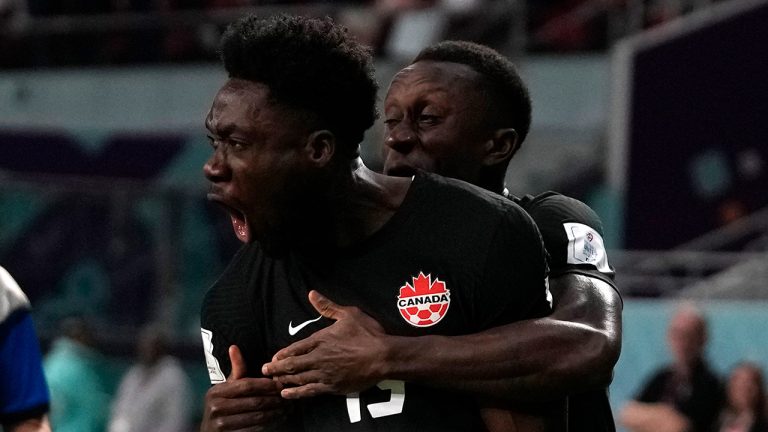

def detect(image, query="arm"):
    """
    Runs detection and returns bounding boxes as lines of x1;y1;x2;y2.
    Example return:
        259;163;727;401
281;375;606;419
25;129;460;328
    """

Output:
393;273;622;398
0;311;51;432
263;274;621;401
441;273;622;396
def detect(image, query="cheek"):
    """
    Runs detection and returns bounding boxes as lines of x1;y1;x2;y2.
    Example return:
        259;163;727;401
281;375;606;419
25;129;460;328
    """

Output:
421;132;465;158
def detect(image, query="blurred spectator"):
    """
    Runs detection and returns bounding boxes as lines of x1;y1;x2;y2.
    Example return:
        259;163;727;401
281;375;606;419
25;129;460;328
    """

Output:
528;0;613;51
108;324;192;432
717;362;768;432
0;266;51;432
0;0;28;31
620;304;724;432
44;316;111;432
346;0;522;58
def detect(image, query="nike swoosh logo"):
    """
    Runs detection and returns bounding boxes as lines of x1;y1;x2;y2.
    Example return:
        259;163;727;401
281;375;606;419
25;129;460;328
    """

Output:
288;315;322;336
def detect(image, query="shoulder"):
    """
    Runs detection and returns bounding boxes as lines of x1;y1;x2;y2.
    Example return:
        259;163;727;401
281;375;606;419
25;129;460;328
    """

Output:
416;172;534;227
204;244;261;298
696;361;723;386
1;265;30;323
200;242;265;330
514;192;616;284
515;191;605;234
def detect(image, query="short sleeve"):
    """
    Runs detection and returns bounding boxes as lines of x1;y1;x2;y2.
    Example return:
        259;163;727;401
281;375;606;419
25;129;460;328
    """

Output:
518;192;617;293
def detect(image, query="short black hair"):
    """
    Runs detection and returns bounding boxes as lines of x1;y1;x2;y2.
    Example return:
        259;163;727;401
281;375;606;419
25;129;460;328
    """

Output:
220;14;378;157
413;41;532;144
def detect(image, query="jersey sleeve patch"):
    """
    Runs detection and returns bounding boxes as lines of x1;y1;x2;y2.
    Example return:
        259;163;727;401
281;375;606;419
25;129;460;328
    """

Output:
563;222;612;274
201;328;225;384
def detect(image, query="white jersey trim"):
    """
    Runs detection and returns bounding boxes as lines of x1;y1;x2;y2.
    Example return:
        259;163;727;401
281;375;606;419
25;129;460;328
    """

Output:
201;328;226;384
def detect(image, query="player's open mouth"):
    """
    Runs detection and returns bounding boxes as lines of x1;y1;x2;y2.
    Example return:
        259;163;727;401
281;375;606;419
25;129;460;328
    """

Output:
208;194;251;243
229;211;250;243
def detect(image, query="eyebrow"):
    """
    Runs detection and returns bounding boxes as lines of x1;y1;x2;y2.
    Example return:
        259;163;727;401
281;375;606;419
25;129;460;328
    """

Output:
205;116;237;137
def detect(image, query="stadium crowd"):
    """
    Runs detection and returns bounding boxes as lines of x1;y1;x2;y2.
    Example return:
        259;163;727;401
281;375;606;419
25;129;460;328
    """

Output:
0;0;731;68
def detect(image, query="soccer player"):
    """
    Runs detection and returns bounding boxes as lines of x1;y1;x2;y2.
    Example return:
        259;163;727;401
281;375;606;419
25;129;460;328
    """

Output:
0;266;51;432
258;41;622;431
199;14;554;432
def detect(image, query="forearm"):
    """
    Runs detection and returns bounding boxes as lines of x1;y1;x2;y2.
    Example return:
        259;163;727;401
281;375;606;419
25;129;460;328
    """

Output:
379;275;622;400
382;318;609;398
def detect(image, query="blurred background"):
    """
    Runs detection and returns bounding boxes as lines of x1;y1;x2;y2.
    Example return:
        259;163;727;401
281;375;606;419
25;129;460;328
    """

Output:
1;0;766;430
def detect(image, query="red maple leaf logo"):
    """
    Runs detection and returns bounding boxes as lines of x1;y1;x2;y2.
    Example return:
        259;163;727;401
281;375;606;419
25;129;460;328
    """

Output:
396;272;451;327
399;272;447;298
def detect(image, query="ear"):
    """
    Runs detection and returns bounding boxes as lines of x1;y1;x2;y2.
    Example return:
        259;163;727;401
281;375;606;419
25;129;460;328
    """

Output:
482;128;519;167
304;130;335;167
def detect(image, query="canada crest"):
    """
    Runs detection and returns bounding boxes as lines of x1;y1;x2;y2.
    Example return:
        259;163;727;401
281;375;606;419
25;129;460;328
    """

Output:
397;272;450;327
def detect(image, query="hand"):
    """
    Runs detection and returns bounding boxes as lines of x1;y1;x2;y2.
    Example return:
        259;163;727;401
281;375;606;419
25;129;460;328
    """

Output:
262;290;389;399
200;345;289;432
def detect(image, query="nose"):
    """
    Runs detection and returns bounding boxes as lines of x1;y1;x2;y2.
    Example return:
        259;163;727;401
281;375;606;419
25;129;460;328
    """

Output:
203;146;230;183
384;120;418;154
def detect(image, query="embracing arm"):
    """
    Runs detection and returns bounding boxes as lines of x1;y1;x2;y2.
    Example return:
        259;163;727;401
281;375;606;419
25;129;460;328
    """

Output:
381;273;622;399
264;274;622;401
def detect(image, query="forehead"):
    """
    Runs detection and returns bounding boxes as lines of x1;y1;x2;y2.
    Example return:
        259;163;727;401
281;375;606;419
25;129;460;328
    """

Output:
386;60;485;102
669;311;704;334
206;79;273;128
732;365;759;379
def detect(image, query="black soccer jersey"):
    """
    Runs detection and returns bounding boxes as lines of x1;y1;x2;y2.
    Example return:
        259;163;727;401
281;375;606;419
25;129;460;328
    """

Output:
513;191;619;432
201;172;552;431
513;192;616;290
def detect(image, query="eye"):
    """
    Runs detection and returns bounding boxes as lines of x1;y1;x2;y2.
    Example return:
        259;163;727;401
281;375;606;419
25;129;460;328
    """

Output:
383;117;401;128
418;114;440;125
206;135;218;149
224;138;249;151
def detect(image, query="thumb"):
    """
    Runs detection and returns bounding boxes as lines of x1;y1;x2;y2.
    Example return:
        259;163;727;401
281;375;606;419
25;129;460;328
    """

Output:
308;290;344;321
228;345;247;380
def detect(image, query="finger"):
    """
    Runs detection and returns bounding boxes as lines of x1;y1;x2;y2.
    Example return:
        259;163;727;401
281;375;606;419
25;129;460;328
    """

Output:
265;338;316;368
271;367;324;388
228;345;247;380
281;382;334;399
263;352;308;376
207;394;286;415
208;377;282;399
308;290;345;320
209;407;287;430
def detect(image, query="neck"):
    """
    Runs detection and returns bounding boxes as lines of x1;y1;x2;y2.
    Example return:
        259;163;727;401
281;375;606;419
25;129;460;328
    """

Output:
674;356;701;377
329;159;410;247
475;169;507;196
286;158;411;251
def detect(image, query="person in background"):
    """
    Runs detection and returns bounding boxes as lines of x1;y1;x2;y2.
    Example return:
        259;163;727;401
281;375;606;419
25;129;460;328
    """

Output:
0;266;51;432
717;362;767;432
620;304;723;432
108;324;192;432
44;316;111;432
